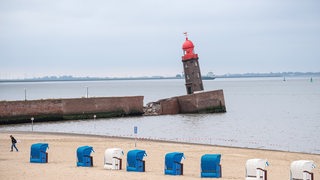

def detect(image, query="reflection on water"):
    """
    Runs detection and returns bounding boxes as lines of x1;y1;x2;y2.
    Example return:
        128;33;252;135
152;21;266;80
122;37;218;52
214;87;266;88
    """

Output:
1;77;320;154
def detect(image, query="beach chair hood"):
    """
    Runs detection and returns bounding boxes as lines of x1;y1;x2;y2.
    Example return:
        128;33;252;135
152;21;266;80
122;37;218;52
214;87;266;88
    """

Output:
77;146;94;167
30;143;49;163
201;154;222;178
290;160;316;180
126;149;147;172
164;152;185;175
104;148;124;170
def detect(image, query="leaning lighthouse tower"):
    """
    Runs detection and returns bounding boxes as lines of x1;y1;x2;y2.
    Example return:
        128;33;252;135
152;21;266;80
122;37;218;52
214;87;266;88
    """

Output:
181;33;204;94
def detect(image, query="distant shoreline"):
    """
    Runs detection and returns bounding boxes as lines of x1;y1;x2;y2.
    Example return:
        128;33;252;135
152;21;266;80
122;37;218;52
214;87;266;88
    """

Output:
0;72;319;83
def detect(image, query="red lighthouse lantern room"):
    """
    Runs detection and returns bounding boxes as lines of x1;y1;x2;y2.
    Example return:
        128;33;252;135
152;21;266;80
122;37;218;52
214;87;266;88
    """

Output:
182;37;198;61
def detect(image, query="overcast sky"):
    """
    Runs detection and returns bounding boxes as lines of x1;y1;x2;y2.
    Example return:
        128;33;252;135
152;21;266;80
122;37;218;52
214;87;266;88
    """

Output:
1;0;319;79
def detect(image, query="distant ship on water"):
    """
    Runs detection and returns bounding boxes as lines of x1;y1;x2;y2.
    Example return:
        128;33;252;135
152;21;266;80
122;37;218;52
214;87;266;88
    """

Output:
202;72;216;80
202;75;216;80
178;72;216;80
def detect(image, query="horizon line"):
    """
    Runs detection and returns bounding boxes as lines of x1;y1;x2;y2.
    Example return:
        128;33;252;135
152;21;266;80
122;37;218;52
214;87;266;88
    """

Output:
0;71;319;82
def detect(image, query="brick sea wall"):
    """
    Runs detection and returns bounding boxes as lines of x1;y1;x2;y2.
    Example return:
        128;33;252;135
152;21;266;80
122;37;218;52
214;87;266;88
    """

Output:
1;90;226;124
178;89;226;113
145;89;226;115
0;96;144;125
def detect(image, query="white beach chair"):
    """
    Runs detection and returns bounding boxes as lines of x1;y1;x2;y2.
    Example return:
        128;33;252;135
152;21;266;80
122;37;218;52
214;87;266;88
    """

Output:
245;159;269;180
290;160;316;180
104;148;124;170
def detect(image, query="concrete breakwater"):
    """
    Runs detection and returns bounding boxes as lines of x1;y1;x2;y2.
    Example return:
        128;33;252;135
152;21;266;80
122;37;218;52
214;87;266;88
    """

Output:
0;96;144;125
0;89;226;124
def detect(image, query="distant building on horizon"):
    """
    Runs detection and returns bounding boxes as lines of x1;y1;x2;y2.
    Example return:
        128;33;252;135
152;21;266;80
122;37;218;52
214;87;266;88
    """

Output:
181;34;204;94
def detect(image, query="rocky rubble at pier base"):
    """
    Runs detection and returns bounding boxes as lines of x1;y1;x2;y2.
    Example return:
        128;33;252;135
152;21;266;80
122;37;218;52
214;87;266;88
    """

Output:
143;102;161;116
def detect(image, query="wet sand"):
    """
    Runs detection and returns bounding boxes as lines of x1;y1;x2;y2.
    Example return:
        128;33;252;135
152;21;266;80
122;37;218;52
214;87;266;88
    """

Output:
0;131;319;180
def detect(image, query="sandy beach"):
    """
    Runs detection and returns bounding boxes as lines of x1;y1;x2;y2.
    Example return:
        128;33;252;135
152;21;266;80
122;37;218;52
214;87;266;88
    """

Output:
0;131;319;180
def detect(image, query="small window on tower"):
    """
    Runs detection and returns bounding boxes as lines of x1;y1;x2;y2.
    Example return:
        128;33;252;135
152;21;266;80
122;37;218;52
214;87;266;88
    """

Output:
197;73;200;78
195;62;198;66
187;75;190;80
185;64;188;68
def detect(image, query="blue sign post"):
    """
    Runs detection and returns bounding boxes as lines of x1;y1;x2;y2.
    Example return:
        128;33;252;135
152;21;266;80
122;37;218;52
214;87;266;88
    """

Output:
134;126;138;147
134;126;138;134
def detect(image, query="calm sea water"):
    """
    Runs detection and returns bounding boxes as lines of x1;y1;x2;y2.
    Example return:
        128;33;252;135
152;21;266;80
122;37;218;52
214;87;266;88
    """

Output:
1;77;320;154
